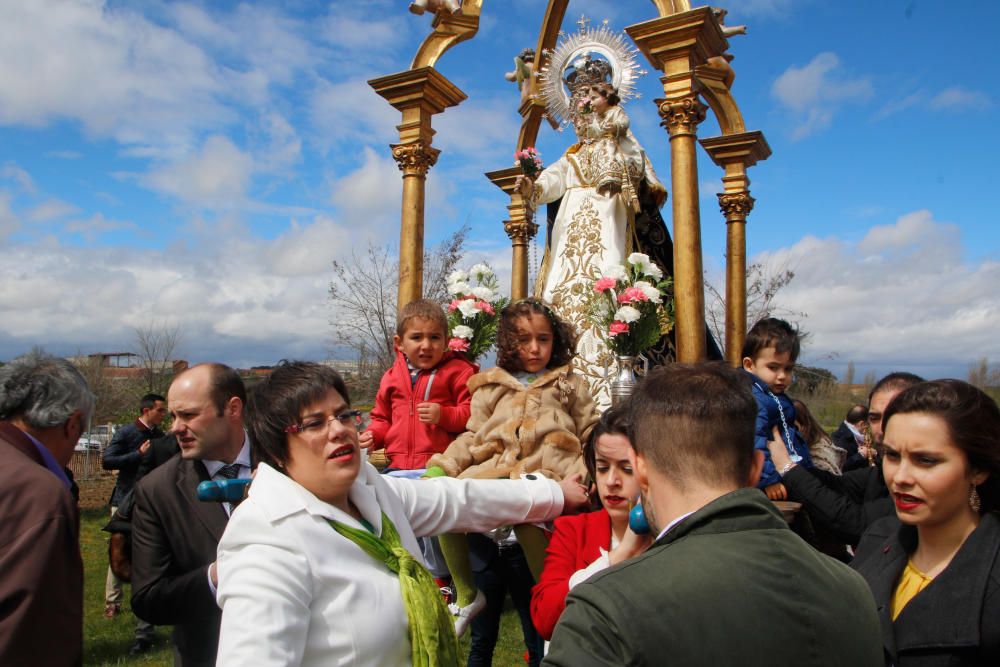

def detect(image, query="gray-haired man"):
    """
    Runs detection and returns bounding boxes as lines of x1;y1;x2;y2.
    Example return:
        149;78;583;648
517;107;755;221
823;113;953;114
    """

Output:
0;352;94;667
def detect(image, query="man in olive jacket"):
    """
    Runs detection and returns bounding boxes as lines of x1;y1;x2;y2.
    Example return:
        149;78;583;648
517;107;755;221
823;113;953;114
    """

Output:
544;363;883;667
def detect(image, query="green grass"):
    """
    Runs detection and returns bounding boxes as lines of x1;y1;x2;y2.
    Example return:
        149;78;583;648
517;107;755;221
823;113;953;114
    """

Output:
80;507;529;666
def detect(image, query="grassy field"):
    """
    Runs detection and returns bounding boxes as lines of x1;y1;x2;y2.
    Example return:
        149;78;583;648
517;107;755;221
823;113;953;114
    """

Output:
78;481;530;666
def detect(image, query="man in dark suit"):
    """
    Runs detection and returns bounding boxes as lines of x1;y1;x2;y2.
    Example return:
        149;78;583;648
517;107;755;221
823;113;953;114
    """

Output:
545;363;883;667
0;352;93;667
830;403;867;471
101;392;166;644
132;363;250;667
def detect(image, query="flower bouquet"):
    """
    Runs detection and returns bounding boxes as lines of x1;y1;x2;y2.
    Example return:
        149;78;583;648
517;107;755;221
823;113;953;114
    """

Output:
514;147;543;178
589;253;674;357
446;263;509;362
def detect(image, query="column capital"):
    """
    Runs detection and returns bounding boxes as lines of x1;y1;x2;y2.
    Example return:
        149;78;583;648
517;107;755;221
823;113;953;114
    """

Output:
717;191;755;222
657;95;708;137
391;142;440;175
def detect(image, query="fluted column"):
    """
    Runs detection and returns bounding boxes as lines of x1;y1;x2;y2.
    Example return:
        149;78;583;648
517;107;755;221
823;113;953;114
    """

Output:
391;142;441;308
369;67;466;314
485;167;537;300
659;95;708;361
700;131;771;364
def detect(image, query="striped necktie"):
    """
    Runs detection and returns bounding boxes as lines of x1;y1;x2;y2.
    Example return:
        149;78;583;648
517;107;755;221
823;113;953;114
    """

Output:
216;463;240;480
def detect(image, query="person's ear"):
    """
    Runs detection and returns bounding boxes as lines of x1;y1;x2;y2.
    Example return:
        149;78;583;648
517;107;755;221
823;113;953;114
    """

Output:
393;334;402;351
972;468;989;487
227;396;244;420
741;356;754;372
628;447;649;494
65;410;84;439
748;449;765;488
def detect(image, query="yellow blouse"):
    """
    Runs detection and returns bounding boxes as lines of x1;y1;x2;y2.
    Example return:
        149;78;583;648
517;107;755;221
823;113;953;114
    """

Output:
891;559;933;620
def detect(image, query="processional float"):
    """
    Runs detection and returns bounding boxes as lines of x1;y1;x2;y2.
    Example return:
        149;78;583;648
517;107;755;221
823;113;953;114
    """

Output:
369;0;769;367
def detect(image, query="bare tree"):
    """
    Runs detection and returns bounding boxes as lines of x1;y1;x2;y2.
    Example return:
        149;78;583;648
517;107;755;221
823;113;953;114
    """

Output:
133;321;183;394
844;361;856;386
705;260;807;356
968;357;1000;389
328;225;470;385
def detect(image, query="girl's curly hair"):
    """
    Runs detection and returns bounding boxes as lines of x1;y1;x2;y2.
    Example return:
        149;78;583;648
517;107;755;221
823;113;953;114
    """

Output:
495;298;578;373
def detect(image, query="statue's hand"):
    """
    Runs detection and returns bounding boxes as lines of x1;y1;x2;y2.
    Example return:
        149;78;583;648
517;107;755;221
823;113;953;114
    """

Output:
514;174;534;200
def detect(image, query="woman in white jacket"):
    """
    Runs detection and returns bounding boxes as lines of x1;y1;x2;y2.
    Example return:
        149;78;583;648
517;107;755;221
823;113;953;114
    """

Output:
214;361;588;667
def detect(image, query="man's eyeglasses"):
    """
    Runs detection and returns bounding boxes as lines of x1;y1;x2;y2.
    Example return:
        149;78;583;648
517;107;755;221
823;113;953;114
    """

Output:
284;409;363;435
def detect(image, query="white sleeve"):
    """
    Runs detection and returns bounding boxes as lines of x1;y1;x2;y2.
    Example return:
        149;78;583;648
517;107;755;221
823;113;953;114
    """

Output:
567;549;611;590
215;508;313;667
533;158;570;206
385;475;565;538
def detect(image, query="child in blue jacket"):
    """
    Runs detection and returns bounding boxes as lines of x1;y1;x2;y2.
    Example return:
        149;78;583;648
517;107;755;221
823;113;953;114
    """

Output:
741;317;813;500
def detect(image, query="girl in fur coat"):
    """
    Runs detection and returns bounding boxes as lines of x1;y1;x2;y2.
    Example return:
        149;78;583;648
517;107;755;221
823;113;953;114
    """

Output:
425;298;598;635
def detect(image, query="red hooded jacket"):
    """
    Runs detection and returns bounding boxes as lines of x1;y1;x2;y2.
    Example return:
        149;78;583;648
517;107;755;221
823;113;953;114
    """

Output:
367;350;477;470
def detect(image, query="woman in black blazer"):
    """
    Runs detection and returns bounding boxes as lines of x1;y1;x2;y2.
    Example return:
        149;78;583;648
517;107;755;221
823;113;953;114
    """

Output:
852;379;1000;666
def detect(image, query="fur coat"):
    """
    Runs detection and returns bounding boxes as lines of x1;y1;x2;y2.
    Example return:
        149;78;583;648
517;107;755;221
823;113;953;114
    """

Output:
427;365;598;481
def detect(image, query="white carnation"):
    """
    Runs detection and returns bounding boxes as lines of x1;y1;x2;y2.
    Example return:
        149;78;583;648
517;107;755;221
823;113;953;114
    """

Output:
628;253;662;279
469;263;493;279
614;305;642;323
601;262;628;281
447;269;469;284
634;280;662;304
457;299;479;319
452;325;474;340
471;285;494;301
448;280;472;296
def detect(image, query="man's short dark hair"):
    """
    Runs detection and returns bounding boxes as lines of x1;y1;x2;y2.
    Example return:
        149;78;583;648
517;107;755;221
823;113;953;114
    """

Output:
627;363;757;491
140;393;166;413
868;371;924;403
846;404;868;424
741;317;801;363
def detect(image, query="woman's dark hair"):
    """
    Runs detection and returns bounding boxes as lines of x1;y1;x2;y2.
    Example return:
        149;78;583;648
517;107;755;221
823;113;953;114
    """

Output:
495;299;577;373
792;399;827;447
883;379;1000;513
247;360;350;471
583;405;631;503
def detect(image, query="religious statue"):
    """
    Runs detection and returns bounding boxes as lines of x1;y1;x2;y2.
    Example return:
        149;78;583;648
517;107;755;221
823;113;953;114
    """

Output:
515;23;674;409
408;0;461;16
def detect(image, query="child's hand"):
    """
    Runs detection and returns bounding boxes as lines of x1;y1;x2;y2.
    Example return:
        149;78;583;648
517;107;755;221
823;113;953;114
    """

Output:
558;472;590;514
764;483;788;501
416;402;441;425
358;431;375;448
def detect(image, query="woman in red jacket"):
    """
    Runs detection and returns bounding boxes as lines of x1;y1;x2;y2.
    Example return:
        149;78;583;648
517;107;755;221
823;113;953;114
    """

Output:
530;405;652;640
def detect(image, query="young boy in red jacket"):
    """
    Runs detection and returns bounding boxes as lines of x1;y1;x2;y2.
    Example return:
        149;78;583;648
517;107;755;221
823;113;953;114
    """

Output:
360;299;477;472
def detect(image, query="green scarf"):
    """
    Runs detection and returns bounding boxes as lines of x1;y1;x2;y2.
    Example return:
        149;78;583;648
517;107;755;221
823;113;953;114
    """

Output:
330;513;459;667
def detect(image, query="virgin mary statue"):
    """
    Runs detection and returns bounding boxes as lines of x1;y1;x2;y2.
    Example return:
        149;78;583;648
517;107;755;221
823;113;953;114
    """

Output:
517;54;674;409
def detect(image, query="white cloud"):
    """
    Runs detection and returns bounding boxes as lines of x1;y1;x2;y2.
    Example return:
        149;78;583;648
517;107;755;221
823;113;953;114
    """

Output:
143;135;254;208
309;77;399;151
771;52;873;139
753;210;1000;369
877;85;992;119
1;163;36;193
28;199;79;222
329;147;404;236
0;191;19;240
929;86;992;111
63;213;135;241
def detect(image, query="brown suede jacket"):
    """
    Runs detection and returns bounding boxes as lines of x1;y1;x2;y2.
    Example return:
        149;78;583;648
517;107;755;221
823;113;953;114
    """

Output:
427;365;598;481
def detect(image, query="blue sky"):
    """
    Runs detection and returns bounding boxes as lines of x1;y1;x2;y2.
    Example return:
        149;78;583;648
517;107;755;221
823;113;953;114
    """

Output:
1;0;998;380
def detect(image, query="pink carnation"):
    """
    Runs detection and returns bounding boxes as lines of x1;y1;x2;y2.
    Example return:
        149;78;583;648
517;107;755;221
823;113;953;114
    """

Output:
608;321;629;337
617;287;650;304
476;300;495;315
448;337;470;352
448;299;462;312
593;277;617;293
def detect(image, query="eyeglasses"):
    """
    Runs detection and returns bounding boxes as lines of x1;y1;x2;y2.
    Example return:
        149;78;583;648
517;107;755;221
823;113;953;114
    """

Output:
284;409;363;435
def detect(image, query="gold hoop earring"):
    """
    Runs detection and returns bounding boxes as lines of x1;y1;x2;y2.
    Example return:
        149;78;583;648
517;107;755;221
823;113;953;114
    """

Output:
970;485;982;513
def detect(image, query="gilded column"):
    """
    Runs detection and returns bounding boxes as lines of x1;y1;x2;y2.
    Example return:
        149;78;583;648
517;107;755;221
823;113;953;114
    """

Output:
391;142;440;309
718;191;754;365
485;166;536;300
659;94;708;361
